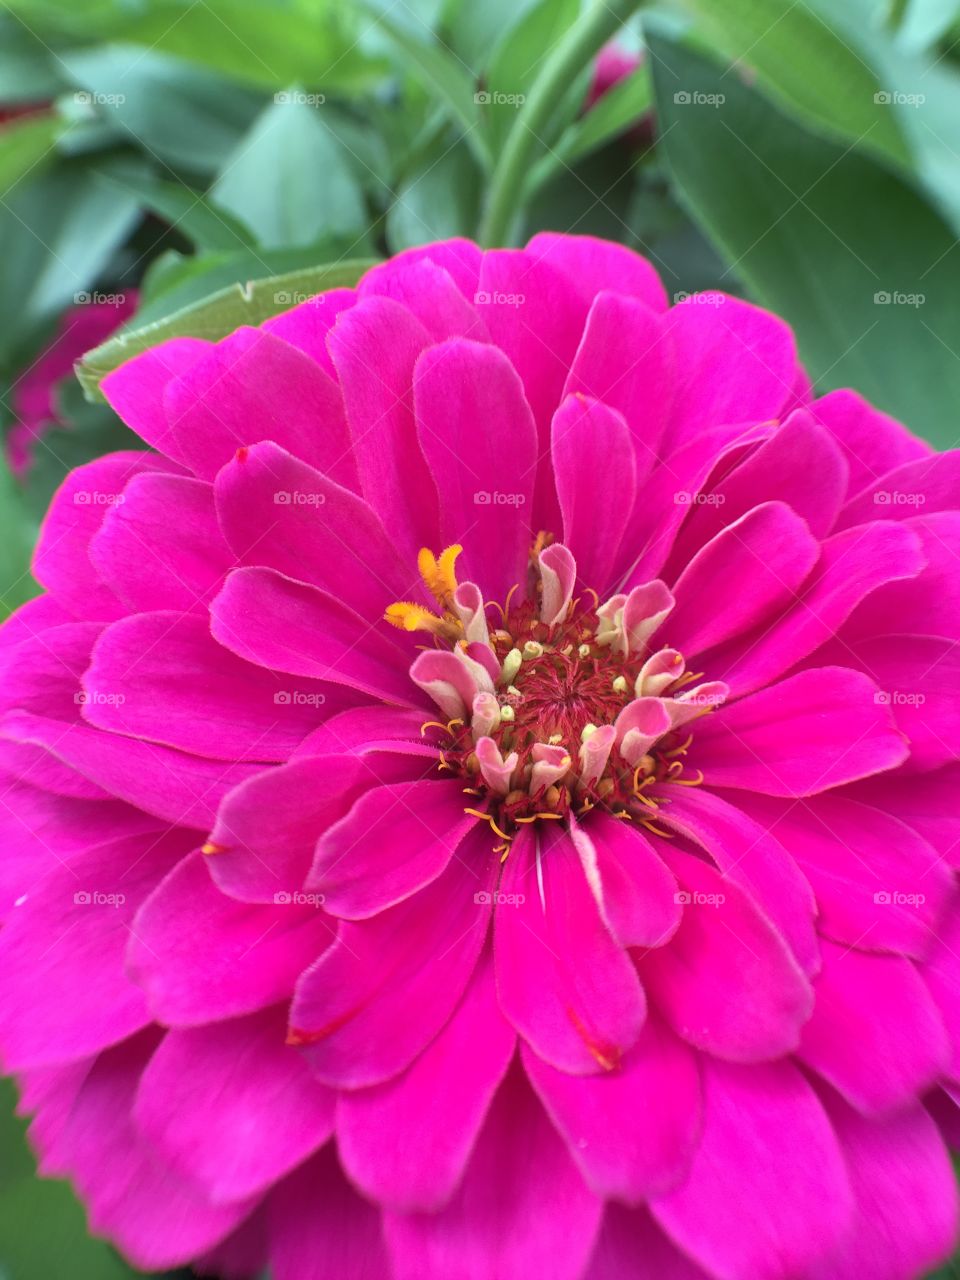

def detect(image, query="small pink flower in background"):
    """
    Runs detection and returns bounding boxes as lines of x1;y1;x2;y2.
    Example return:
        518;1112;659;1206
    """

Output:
0;237;958;1279
588;43;642;108
7;293;137;476
586;43;652;147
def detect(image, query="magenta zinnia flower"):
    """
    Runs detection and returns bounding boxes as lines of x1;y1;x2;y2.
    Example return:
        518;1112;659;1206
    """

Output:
1;236;959;1280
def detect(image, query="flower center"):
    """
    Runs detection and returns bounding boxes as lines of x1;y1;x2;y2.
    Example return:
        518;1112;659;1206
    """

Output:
386;541;729;856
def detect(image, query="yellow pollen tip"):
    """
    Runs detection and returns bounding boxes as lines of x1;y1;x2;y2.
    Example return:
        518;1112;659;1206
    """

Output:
201;841;227;856
384;601;458;640
418;544;462;606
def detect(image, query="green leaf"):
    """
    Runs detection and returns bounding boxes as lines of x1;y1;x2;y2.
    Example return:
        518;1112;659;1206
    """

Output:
212;97;367;249
76;258;378;399
483;0;580;154
679;0;912;171
102;0;384;93
527;61;652;195
650;35;960;448
0;164;139;359
0;460;38;617
364;6;489;167
446;0;541;75
95;164;256;252
386;140;481;250
134;241;373;325
59;45;263;172
0;111;63;198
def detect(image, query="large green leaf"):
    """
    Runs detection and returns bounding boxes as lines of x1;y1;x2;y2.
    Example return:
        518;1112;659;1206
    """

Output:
650;35;960;448
0;0;383;92
59;46;263;173
212;98;367;249
94;165;255;252
386;140;481;250
0;112;63;198
76;259;377;399
0;164;139;360
679;0;911;170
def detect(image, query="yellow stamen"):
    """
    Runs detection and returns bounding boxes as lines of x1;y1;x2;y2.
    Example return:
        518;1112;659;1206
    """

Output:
418;544;462;607
384;601;459;640
201;840;228;855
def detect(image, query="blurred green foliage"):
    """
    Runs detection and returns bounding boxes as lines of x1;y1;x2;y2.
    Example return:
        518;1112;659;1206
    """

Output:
1;0;959;1274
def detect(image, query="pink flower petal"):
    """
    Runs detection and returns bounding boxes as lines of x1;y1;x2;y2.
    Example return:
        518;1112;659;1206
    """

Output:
495;825;647;1074
337;949;514;1211
552;394;637;594
290;829;495;1087
309;778;475;919
523;1014;701;1201
100;337;208;465
414;338;537;601
664;501;819;659
572;812;681;949
89;473;233;613
639;845;813;1061
165;327;357;489
384;1063;603;1280
210;565;415;705
651;1058;853;1280
130;851;331;1023
0;826;192;1068
658;786;819;976
734;791;954;960
810;387;932;499
33;452;176;621
327;295;441;562
134;1005;334;1202
526;232;668;312
807;1089;958;1280
798;940;948;1112
214;440;410;617
691;666;908;796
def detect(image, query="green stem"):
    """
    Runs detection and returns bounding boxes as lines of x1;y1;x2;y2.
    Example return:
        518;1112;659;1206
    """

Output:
478;0;644;247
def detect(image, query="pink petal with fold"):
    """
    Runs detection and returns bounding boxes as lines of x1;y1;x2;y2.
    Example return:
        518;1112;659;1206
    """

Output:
526;232;668;311
384;1063;603;1280
33;452;175;620
129;851;331;1024
100;337;208;465
267;1145;392;1280
327;295;441;560
733;791;954;960
134;1005;334;1202
798;940;948;1112
552;394;637;594
691;666;908;796
664;501;819;659
290;828;496;1087
523;1014;701;1201
651;1058;852;1280
808;1089;958;1280
89;473;233;613
210;565;414;705
639;846;812;1061
658;786;819;976
214;440;410;617
337;950;515;1211
495;825;646;1074
571;812;681;949
0;826;192;1068
165;327;357;488
309;777;475;918
415;338;537;600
